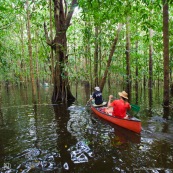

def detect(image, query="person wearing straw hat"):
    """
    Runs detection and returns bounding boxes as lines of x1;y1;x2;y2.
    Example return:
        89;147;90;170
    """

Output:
87;86;104;105
105;91;131;119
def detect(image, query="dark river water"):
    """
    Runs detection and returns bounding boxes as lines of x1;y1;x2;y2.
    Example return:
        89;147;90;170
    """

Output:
0;84;173;173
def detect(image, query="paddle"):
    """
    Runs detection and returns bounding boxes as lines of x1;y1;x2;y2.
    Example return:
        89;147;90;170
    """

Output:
86;100;92;106
131;104;140;112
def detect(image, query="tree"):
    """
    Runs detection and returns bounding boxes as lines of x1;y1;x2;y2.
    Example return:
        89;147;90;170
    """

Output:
99;24;122;91
125;16;131;99
148;29;153;108
26;0;36;99
49;0;54;84
45;0;77;102
163;0;169;107
94;26;99;86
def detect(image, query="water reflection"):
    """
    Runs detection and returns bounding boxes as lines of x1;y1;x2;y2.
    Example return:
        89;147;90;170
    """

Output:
113;125;141;145
67;105;91;139
0;85;173;172
0;106;3;126
68;141;93;164
163;106;170;119
53;103;75;172
0;88;4;126
0;102;60;172
91;113;141;145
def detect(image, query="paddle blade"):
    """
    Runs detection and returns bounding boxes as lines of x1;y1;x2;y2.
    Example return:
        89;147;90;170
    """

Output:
131;104;140;112
86;102;91;106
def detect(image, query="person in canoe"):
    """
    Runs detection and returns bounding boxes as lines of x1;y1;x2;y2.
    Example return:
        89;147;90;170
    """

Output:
87;86;105;106
105;91;131;119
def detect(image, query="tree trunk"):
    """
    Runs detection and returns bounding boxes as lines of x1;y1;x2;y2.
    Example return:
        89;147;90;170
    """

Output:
148;29;153;109
98;32;102;84
125;17;131;100
94;26;99;86
83;22;92;91
26;0;36;99
51;0;76;103
143;55;147;88
163;0;169;107
89;43;92;91
99;24;122;91
49;0;55;84
35;30;39;88
20;19;25;86
135;41;139;104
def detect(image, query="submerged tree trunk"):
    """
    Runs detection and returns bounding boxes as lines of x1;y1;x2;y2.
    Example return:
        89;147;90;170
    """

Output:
20;19;25;86
125;16;131;100
94;26;99;86
83;22;92;91
148;29;153;109
163;0;170;119
163;0;169;108
99;24;122;91
35;30;39;88
45;0;77;103
26;0;36;100
49;0;54;84
98;32;102;85
135;41;139;104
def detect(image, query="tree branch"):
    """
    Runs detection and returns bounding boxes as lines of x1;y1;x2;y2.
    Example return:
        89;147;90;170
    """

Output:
44;22;52;46
99;23;123;91
0;23;12;30
65;0;77;30
64;0;67;18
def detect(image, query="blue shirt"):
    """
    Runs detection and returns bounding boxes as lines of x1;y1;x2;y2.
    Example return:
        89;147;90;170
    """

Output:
92;91;103;105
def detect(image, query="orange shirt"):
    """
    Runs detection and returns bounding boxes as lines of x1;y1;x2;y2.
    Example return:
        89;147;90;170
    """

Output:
110;99;130;118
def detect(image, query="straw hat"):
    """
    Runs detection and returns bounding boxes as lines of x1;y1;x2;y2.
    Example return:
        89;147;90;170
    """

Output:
95;86;100;91
118;91;128;99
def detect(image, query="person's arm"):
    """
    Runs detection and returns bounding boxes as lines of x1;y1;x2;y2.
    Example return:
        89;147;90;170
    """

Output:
87;94;94;103
87;98;93;103
127;102;131;110
107;95;113;107
124;102;131;119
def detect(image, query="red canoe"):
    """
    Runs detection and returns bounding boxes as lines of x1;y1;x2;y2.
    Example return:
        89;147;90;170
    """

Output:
91;105;142;133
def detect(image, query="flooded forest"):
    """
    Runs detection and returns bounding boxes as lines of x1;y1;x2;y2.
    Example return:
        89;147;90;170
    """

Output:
0;0;173;172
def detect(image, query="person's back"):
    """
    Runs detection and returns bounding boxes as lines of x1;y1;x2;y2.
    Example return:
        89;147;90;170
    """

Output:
111;99;130;118
106;91;131;119
93;90;103;105
88;86;103;105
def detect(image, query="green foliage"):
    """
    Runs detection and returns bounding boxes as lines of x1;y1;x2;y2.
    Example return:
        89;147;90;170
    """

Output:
0;0;50;83
0;0;172;86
